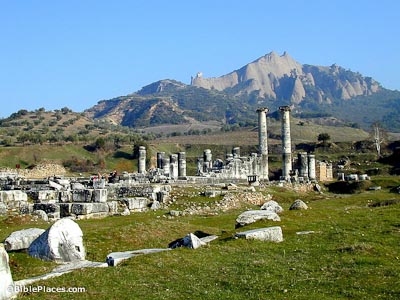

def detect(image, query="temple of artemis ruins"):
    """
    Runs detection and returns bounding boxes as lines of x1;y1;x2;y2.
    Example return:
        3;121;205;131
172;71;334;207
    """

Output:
140;107;333;183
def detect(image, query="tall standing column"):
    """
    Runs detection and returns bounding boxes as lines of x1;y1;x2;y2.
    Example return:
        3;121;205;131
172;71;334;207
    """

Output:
170;154;178;179
280;106;292;180
308;154;316;181
257;107;269;180
138;146;146;174
156;152;165;170
178;152;187;177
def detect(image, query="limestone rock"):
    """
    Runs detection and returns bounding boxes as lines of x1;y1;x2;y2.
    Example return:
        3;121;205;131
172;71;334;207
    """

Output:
235;226;283;242
236;210;280;228
289;199;308;210
260;200;283;214
0;244;15;300
28;218;85;262
4;228;46;251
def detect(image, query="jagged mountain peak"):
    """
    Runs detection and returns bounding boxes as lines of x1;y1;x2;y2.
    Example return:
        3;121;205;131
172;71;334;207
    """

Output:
191;51;381;104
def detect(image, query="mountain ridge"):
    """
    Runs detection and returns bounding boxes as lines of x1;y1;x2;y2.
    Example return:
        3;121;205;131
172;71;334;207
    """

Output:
85;51;400;131
191;51;381;104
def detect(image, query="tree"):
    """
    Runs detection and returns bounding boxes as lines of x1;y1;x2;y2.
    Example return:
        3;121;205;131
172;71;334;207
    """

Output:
371;122;386;158
317;133;331;145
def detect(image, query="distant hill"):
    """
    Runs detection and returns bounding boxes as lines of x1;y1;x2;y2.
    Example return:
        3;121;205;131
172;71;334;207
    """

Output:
85;80;255;128
0;108;139;146
84;51;400;132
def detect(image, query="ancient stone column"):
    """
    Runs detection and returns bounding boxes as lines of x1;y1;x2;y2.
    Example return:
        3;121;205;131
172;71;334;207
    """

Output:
163;156;170;177
279;106;292;180
251;153;259;176
203;149;212;173
232;147;240;158
257;107;269;180
298;152;309;179
178;152;187;177
308;154;316;181
170;154;179;179
156;152;165;170
138;146;146;174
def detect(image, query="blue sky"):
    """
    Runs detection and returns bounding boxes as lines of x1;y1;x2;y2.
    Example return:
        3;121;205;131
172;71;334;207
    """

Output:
0;0;399;118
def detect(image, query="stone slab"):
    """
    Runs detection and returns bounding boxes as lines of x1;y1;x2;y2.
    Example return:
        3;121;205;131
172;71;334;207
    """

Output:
235;226;283;242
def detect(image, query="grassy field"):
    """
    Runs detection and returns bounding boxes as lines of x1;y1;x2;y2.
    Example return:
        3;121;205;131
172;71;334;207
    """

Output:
1;178;399;300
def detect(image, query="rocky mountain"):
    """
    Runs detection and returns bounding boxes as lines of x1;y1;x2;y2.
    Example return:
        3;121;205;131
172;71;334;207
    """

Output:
86;52;400;131
191;51;381;104
85;80;255;128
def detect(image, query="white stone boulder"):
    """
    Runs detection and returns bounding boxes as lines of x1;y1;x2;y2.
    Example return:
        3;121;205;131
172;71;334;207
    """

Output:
0;244;15;300
236;210;281;228
235;226;283;242
4;228;45;251
28;218;85;262
289;199;308;210
260;200;284;214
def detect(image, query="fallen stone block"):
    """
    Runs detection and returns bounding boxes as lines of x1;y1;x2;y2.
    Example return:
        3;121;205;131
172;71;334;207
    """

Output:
236;210;280;228
71;203;109;215
72;189;94;203
4;228;46;251
235;226;283;242
93;189;107;203
28;218;85;262
106;249;171;267
123;197;150;211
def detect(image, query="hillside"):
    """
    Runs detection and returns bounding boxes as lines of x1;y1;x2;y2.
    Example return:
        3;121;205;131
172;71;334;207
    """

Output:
0;108;141;146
